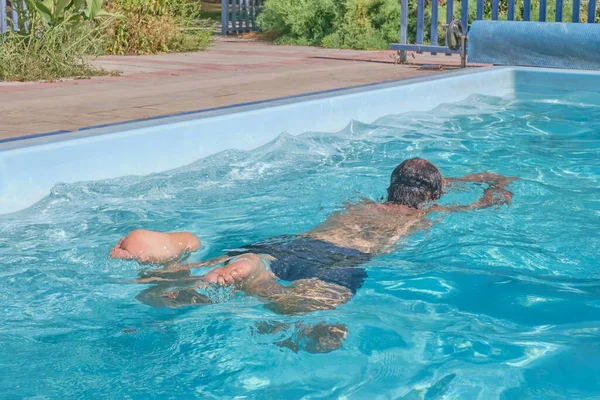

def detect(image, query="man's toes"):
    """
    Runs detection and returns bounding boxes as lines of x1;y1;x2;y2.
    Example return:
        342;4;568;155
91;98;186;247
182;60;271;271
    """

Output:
221;273;233;285
217;275;225;286
230;270;240;281
110;247;131;259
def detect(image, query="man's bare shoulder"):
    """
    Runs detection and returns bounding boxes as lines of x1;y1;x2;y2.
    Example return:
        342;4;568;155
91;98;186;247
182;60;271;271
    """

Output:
352;200;425;217
327;200;426;230
342;199;424;215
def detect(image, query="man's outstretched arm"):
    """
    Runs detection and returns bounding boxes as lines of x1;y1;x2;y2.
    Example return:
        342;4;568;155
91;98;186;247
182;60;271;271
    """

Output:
445;172;520;187
434;172;520;212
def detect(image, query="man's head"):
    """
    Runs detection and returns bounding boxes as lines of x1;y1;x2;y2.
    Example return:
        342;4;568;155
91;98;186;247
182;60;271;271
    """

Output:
386;158;443;209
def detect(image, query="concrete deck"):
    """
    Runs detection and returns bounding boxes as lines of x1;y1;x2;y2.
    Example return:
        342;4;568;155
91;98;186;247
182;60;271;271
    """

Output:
0;38;470;140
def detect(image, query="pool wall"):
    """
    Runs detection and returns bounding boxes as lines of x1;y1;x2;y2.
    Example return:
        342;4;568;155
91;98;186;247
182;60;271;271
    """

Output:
1;66;598;215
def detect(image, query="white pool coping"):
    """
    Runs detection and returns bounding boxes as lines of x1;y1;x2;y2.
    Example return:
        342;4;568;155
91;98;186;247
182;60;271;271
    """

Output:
2;66;600;215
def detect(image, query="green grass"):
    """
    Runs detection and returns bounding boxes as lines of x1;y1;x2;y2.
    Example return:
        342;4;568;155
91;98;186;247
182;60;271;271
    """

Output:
0;19;115;82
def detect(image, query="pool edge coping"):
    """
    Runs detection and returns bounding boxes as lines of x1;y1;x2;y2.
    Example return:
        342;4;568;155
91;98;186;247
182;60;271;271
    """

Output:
6;65;600;151
0;66;506;151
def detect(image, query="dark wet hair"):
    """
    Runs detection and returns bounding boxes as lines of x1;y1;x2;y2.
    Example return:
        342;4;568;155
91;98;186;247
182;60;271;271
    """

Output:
386;158;443;208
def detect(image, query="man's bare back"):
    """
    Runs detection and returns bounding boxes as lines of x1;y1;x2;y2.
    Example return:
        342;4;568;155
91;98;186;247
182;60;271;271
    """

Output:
307;201;426;254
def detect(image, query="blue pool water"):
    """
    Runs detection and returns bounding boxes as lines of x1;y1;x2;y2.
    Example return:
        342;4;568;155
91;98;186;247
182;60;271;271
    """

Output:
1;90;599;398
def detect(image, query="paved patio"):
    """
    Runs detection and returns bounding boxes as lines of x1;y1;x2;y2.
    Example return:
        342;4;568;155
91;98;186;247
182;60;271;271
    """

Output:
0;37;469;140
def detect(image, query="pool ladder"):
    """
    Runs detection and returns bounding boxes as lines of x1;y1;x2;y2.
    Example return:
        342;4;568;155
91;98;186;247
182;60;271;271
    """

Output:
443;19;468;68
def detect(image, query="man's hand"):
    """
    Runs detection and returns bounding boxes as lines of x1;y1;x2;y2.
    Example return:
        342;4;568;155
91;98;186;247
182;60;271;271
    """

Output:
436;172;519;212
480;186;513;208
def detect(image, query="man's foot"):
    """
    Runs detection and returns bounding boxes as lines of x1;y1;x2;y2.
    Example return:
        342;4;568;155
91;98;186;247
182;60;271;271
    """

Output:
110;238;134;260
110;229;200;264
204;253;274;289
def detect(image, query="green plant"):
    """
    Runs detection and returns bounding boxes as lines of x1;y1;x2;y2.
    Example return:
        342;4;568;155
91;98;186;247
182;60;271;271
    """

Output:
321;0;398;49
164;0;203;20
105;0;213;54
257;0;339;46
8;0;118;35
0;16;113;81
31;0;109;25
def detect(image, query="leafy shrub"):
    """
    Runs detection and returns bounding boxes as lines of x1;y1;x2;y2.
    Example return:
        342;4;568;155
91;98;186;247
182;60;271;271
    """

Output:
321;0;396;49
256;0;339;46
164;0;203;20
105;0;213;54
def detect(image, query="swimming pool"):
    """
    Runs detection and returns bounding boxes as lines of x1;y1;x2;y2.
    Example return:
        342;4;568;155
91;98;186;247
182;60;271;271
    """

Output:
1;67;599;398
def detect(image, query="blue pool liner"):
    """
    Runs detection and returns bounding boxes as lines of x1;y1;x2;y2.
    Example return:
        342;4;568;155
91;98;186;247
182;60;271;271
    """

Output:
468;21;600;70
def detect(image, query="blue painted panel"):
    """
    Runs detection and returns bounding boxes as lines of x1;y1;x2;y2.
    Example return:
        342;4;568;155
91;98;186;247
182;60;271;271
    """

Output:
10;0;17;29
476;0;483;20
556;0;563;22
446;0;454;24
0;0;7;33
589;0;597;23
508;0;515;20
400;0;408;44
221;0;228;34
431;0;439;46
539;0;547;21
492;0;499;20
524;0;531;21
572;0;580;22
231;0;236;31
416;0;424;44
461;0;469;29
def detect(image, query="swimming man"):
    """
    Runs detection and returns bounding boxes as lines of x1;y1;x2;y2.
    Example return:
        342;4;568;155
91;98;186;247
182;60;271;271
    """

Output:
111;158;518;315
